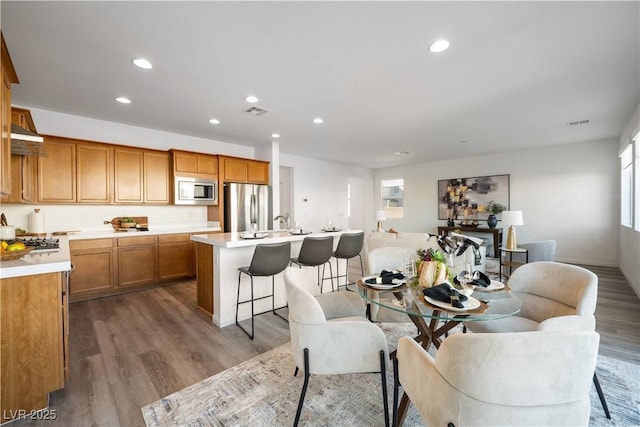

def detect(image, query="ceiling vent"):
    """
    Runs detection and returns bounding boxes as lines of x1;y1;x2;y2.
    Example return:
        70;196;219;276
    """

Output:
243;106;269;116
568;119;590;126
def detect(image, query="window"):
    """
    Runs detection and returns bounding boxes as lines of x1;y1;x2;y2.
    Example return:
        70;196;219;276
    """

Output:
635;133;640;231
621;144;633;228
381;178;404;218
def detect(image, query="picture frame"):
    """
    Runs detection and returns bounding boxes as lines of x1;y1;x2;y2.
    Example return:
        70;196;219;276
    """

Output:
437;174;510;222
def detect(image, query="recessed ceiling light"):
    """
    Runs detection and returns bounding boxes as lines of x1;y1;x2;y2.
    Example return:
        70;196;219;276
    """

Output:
313;117;324;124
208;118;220;125
115;97;131;104
429;39;450;53
394;150;410;156
271;133;280;138
132;58;152;69
245;95;259;103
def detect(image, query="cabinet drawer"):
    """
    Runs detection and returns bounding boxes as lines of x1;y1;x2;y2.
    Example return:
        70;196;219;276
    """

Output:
70;238;114;251
158;233;190;243
117;235;157;247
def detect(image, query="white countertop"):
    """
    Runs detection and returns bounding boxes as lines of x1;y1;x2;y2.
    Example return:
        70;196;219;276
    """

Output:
0;237;72;279
191;229;361;248
68;225;222;240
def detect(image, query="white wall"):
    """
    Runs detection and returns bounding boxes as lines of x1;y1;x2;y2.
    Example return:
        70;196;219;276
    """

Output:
279;153;374;232
619;104;640;296
374;139;620;267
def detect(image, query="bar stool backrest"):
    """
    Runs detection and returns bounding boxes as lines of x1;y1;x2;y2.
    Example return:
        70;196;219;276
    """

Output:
334;232;364;259
297;236;334;266
248;241;292;276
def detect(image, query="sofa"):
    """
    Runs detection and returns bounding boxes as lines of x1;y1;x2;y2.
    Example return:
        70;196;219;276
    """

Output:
365;231;486;274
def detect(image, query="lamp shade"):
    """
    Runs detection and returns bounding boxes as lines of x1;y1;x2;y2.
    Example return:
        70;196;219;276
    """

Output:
501;210;523;226
375;210;386;221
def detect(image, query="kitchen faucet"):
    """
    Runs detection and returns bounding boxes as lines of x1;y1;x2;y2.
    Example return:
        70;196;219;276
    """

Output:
274;214;290;230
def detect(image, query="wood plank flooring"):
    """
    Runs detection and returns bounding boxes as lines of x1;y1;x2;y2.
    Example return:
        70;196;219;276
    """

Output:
8;262;639;427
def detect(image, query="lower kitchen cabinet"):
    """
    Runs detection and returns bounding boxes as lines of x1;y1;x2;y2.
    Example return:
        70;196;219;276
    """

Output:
70;233;196;301
117;235;158;287
1;271;67;422
158;233;192;281
69;238;117;296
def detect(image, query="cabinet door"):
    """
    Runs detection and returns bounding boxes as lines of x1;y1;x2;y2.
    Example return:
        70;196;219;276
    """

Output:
1;70;11;197
118;245;157;287
144;151;170;204
114;147;143;203
223;157;247;182
247;160;269;184
1;272;64;419
77;142;112;203
158;236;192;281
174;151;198;173
197;155;217;175
7;154;35;203
37;137;76;203
70;239;117;296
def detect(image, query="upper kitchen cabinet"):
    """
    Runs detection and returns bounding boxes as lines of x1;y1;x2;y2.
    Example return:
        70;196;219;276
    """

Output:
76;141;113;203
114;146;169;204
219;156;269;184
1;33;19;198
144;150;170;204
7;108;37;203
37;136;77;203
171;150;217;179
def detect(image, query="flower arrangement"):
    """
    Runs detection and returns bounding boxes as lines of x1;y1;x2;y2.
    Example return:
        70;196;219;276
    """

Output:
413;247;453;287
485;201;506;215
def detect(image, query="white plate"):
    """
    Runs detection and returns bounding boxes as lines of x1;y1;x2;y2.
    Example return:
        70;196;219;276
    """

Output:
475;279;505;292
240;232;268;239
321;227;342;232
288;230;312;235
423;293;481;312
361;274;405;290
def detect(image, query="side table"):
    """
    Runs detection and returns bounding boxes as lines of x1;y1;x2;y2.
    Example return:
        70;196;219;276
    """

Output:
499;248;529;280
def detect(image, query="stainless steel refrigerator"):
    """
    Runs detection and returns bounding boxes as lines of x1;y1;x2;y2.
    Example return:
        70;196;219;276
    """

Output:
224;183;272;232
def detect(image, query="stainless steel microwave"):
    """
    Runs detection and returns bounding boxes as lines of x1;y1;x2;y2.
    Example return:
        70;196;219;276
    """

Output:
174;177;218;205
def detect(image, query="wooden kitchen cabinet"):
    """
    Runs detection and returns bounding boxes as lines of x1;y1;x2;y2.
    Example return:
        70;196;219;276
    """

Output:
1;272;66;422
77;141;113;203
158;233;192;281
1;33;18;198
172;150;218;178
115;147;169;204
117;235;158;287
247;159;269;184
7;152;35;203
114;146;143;203
220;156;269;184
144;150;170;203
37;136;77;203
69;238;117;297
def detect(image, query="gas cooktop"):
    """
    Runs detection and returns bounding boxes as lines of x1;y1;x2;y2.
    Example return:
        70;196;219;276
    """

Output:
16;237;60;253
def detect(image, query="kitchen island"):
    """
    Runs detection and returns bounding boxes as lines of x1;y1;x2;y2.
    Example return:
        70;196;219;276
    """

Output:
191;230;360;327
0;238;72;422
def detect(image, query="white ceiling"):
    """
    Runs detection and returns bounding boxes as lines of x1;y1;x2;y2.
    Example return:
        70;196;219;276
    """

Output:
2;1;638;169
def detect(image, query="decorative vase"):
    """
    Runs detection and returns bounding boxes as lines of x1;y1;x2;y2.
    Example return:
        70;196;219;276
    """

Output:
487;214;498;229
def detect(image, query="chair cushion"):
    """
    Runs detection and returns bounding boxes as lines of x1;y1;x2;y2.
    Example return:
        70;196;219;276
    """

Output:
466;316;539;333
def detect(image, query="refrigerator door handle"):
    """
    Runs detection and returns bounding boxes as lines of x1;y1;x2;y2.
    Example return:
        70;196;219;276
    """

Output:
250;193;257;224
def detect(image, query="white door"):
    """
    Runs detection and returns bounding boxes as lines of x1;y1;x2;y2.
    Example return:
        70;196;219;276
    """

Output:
348;177;372;232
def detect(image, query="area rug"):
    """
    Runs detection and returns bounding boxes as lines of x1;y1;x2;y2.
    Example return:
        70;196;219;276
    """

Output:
142;323;640;427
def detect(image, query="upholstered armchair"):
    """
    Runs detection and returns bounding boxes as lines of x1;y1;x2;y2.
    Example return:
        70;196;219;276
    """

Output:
467;261;597;334
466;261;610;418
503;240;557;278
283;267;390;427
367;247;412;321
395;331;600;427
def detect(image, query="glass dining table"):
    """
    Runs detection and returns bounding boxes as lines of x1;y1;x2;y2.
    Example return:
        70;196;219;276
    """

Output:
350;279;523;355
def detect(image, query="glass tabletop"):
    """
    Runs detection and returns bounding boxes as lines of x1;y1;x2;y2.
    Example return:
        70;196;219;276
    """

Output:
350;280;523;323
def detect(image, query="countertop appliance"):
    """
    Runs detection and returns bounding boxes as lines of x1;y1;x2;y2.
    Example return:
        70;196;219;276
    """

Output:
174;177;218;205
224;183;271;232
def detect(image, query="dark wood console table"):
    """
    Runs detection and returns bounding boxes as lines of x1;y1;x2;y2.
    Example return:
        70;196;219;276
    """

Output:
437;226;503;258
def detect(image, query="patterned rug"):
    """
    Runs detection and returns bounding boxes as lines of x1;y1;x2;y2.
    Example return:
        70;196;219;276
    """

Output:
142;323;640;427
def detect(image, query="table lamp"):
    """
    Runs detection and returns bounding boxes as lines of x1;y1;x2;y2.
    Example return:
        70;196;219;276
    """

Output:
375;210;386;232
501;210;523;250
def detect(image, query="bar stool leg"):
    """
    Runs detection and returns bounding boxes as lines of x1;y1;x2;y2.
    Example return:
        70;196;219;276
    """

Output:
235;271;256;340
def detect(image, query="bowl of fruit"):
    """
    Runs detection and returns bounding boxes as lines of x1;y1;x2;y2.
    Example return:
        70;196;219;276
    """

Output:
0;240;34;261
